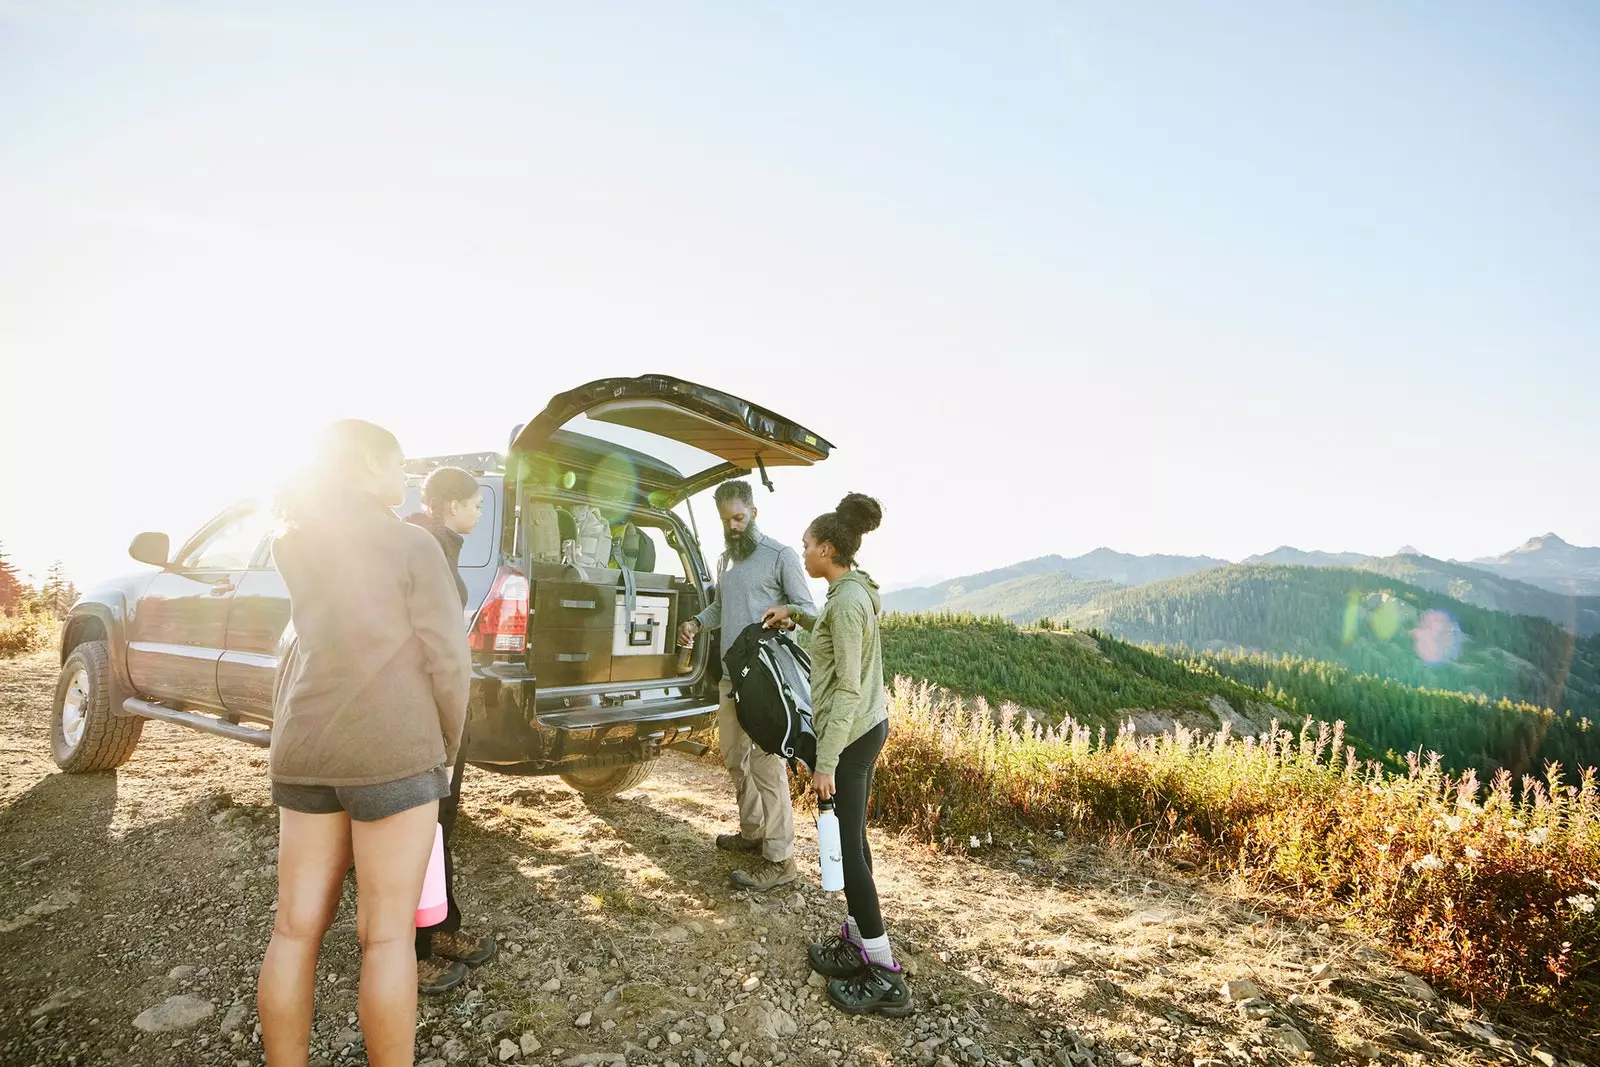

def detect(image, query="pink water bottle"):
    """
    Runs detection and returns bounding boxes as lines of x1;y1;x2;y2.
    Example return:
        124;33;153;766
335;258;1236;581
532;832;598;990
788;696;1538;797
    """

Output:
416;823;447;928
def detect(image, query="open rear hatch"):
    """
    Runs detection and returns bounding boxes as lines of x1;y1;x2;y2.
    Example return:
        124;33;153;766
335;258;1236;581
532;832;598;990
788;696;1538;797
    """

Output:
507;375;834;702
510;374;834;505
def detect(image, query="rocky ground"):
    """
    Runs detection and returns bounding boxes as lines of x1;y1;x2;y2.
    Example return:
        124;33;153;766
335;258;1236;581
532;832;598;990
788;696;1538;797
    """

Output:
1;648;1592;1067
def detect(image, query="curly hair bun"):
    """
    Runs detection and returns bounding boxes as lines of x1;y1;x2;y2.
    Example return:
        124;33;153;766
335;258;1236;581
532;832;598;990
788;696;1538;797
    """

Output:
835;493;883;536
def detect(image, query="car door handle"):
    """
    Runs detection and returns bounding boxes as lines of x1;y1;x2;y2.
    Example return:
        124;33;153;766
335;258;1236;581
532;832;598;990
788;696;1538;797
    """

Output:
209;581;235;596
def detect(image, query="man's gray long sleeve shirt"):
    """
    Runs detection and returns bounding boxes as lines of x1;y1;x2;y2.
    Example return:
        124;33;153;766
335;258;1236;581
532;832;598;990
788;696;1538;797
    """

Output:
694;532;817;666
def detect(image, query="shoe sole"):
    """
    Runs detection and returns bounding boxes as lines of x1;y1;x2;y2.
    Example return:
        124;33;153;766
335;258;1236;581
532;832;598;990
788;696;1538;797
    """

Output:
419;966;469;996
827;994;915;1018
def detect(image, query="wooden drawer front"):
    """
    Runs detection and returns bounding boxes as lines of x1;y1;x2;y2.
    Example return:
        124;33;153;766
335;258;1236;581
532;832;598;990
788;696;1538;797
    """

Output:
534;581;616;629
611;652;681;683
531;628;614;686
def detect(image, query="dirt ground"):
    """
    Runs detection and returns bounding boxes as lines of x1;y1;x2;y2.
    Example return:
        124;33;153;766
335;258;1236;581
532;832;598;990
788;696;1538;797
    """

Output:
1;648;1592;1067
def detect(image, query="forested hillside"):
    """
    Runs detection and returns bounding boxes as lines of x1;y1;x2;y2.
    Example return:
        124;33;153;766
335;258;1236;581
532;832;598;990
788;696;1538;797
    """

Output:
879;613;1256;729
1178;648;1599;779
880;614;1597;778
1354;553;1600;635
1070;564;1600;721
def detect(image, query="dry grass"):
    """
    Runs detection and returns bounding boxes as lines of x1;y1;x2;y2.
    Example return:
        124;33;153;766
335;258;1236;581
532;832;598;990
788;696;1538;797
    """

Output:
0;611;54;661
838;677;1600;1013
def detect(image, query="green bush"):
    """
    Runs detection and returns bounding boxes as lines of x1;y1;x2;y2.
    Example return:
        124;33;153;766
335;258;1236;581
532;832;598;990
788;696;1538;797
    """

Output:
0;610;52;659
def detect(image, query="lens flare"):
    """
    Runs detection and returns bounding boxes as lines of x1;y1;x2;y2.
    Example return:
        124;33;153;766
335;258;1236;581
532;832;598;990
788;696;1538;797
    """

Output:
1342;592;1360;645
1412;609;1463;665
589;452;640;522
1369;597;1402;641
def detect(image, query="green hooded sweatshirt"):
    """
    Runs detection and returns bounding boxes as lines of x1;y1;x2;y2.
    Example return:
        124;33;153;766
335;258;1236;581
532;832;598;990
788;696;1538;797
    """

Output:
807;568;889;776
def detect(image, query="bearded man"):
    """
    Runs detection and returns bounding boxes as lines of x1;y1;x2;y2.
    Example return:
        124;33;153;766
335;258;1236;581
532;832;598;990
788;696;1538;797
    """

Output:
677;480;817;891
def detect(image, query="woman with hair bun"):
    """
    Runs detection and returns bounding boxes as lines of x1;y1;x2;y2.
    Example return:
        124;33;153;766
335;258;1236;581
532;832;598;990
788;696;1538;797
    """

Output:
763;492;907;1016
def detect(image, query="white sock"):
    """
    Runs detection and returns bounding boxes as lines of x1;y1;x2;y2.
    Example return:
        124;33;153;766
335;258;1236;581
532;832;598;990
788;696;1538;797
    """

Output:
861;933;894;968
846;916;862;943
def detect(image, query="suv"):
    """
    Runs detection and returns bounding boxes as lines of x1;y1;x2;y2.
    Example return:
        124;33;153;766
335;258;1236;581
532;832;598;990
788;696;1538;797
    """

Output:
48;375;833;795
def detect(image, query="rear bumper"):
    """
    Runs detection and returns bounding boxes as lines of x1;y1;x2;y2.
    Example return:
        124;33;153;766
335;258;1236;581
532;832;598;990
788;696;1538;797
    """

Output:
462;665;716;773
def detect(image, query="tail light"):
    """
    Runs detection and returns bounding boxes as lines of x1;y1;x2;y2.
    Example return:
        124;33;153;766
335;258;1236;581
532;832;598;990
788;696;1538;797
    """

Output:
469;567;529;653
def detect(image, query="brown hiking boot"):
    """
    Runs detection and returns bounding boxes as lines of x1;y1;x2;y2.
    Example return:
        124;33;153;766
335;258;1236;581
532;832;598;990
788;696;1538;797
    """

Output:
730;856;798;891
430;930;499;968
716;832;763;855
418;956;469;995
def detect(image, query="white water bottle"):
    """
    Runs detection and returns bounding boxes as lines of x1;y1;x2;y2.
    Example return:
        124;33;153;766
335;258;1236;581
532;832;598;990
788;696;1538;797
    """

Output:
816;799;845;892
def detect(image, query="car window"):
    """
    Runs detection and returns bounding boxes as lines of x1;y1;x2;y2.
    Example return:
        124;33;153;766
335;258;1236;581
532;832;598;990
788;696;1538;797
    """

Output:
395;482;497;568
183;509;274;571
638;525;686;580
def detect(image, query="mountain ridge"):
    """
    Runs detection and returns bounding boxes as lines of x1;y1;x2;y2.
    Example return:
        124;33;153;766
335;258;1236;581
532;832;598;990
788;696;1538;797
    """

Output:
1468;532;1600;596
888;534;1600;632
881;548;1225;613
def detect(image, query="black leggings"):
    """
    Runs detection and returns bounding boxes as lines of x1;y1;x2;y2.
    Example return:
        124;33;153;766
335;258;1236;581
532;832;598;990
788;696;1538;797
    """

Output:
834;719;889;940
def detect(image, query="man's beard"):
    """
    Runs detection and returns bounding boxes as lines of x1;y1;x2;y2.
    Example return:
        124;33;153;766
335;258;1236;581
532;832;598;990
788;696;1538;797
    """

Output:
725;524;759;561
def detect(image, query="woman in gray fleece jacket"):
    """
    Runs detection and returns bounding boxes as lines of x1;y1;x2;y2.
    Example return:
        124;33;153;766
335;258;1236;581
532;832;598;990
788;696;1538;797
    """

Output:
259;420;471;1067
765;493;908;1018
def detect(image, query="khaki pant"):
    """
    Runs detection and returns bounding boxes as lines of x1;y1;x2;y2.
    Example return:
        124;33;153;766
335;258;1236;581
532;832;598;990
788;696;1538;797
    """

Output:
716;679;794;862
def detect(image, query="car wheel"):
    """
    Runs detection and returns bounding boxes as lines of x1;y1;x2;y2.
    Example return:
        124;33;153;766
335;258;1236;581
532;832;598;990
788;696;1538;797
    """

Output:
52;640;144;772
559;760;656;797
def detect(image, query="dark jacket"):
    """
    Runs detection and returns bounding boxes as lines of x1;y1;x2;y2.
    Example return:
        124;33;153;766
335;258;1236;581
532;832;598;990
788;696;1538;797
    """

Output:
270;494;471;787
407;512;469;608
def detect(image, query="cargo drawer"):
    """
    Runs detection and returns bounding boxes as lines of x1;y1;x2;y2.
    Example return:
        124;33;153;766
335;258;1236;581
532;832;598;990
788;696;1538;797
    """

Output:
530;628;614;686
534;581;615;629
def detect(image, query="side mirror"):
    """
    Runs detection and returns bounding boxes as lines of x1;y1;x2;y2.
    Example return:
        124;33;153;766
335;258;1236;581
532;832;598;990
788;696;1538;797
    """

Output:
130;532;172;568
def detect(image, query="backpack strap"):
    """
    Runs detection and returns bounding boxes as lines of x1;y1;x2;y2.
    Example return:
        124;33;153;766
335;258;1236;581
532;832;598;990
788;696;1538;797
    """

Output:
612;536;638;618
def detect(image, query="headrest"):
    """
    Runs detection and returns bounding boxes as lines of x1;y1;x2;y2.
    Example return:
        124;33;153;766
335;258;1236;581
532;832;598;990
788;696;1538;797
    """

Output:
613;523;657;571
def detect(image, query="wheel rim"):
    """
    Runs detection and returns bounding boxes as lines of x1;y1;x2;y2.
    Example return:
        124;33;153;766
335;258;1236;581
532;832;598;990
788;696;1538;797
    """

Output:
61;668;90;750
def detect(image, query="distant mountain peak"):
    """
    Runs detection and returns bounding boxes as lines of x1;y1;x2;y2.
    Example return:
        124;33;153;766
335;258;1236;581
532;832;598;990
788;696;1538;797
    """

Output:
1241;546;1374;569
1472;533;1600;596
1397;545;1422;557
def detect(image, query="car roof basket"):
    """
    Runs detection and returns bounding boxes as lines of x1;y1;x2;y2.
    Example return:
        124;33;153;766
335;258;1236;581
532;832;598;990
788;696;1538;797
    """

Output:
403;452;506;477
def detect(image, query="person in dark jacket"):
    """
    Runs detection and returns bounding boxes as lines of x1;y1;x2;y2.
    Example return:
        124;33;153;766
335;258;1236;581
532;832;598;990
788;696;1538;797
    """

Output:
260;421;471;1067
405;466;497;994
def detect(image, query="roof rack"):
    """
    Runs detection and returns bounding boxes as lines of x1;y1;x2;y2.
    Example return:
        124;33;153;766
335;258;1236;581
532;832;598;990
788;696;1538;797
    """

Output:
403;452;506;476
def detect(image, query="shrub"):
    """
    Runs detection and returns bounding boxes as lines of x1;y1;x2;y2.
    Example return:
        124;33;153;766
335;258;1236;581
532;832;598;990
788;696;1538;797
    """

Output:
0;610;52;659
843;677;1600;1008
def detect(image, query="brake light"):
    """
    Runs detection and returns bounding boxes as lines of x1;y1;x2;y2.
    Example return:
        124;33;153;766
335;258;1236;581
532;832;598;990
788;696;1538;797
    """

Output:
470;567;529;653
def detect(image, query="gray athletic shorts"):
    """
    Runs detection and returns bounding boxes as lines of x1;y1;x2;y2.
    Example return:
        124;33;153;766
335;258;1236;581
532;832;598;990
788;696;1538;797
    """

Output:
272;766;452;823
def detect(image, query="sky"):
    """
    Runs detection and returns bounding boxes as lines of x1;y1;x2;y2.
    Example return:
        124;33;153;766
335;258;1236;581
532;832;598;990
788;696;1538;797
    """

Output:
1;1;1597;593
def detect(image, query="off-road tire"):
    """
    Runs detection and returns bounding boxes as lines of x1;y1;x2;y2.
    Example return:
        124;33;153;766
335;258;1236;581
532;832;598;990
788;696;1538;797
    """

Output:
560;759;656;796
52;640;143;772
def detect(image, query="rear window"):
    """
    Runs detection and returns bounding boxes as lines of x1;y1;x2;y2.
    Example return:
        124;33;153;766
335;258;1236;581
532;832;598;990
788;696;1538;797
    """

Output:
397;482;498;568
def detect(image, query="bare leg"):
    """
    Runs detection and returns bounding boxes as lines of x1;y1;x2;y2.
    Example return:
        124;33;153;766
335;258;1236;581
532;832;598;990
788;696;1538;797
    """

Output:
351;800;438;1067
259;809;352;1067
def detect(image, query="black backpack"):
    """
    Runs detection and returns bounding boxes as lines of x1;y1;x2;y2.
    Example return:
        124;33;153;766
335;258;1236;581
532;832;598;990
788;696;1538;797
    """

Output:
725;622;816;771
